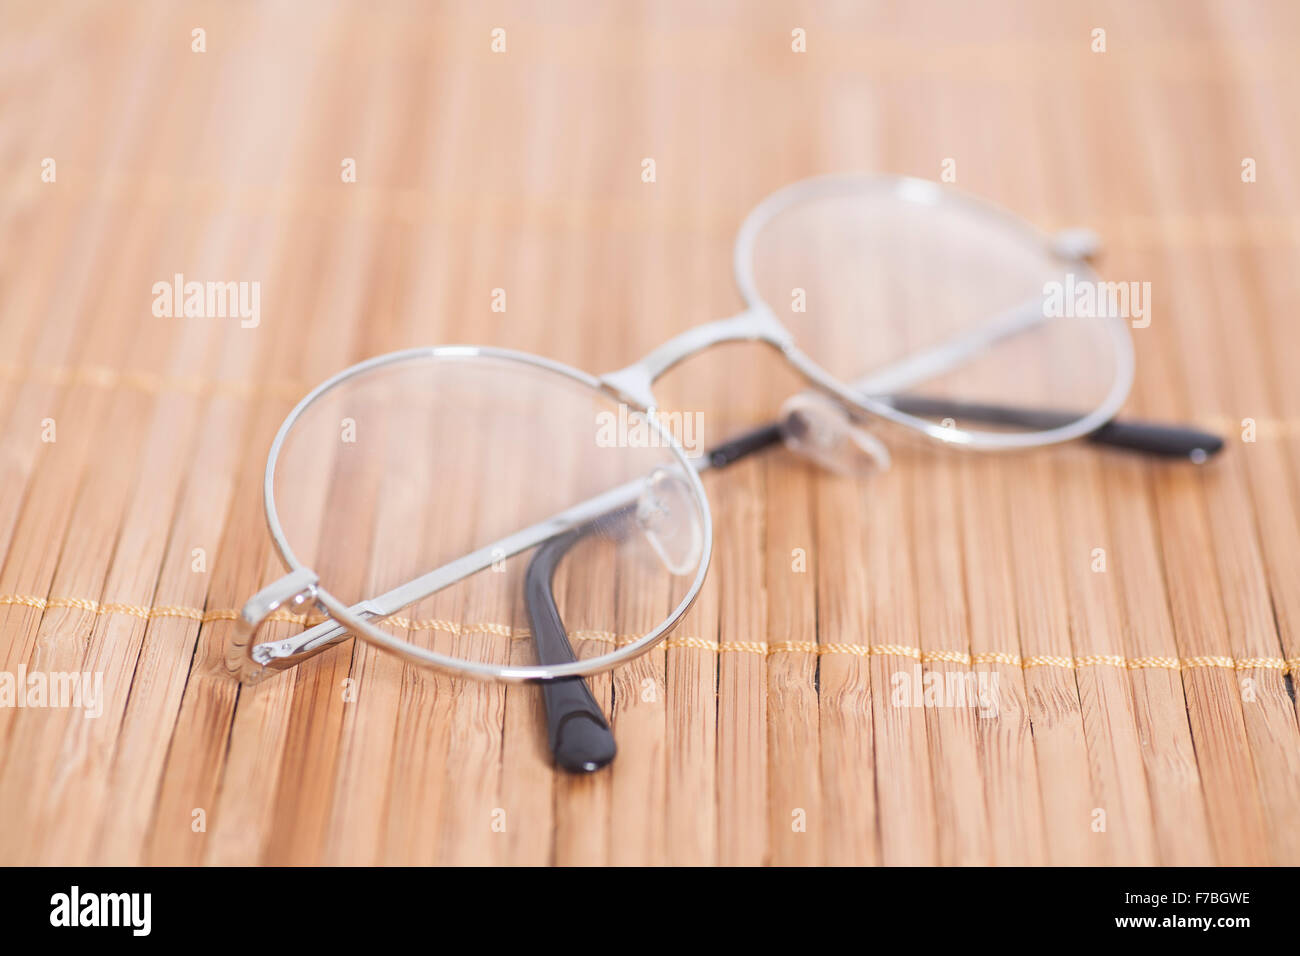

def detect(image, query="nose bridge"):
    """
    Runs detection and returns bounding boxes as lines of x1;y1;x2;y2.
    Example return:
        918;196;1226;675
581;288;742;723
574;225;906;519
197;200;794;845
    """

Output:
598;306;792;410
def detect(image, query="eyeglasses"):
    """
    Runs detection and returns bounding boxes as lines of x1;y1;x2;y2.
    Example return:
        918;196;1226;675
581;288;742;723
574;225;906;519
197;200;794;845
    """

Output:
228;174;1222;772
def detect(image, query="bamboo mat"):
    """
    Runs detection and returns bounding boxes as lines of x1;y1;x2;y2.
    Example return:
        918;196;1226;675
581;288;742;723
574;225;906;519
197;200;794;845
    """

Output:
2;0;1299;866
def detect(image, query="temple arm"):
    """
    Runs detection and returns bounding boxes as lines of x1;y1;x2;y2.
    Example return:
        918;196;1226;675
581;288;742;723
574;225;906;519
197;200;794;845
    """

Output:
525;425;782;772
527;409;1220;769
882;395;1223;461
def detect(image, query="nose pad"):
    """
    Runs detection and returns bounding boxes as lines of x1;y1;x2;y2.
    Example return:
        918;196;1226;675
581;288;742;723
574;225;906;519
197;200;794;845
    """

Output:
779;392;891;477
1051;226;1102;263
635;466;704;576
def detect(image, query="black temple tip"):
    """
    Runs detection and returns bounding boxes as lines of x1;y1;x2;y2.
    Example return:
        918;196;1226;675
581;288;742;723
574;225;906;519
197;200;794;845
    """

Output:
1089;420;1225;461
552;709;617;773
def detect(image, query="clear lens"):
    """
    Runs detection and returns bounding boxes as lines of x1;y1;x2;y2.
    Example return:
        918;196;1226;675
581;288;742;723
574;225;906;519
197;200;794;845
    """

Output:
739;178;1131;443
267;350;708;674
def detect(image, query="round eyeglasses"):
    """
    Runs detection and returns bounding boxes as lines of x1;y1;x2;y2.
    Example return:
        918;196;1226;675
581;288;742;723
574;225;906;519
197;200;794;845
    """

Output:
228;174;1222;771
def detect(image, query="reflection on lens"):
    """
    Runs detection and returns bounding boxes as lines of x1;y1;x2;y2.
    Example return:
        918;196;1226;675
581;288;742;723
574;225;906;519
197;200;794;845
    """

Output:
740;178;1129;442
268;351;708;674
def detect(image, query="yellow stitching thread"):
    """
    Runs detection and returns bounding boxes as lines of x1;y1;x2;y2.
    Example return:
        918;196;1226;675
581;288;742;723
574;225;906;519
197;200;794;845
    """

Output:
437;621;517;638
1234;657;1288;670
818;643;873;657
769;640;818;654
393;617;461;634
571;629;617;645
201;609;242;623
0;594;50;610
1074;654;1129;668
46;597;102;612
720;641;769;654
99;602;154;618
1182;655;1237;670
1126;656;1183;669
663;637;719;652
148;605;206;621
871;644;923;660
1023;655;1077;669
921;649;972;665
972;651;1023;667
2;593;1296;673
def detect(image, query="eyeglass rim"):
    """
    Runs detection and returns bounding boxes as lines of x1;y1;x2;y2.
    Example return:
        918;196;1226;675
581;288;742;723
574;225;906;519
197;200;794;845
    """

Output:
251;173;1139;683
260;344;715;683
731;172;1137;450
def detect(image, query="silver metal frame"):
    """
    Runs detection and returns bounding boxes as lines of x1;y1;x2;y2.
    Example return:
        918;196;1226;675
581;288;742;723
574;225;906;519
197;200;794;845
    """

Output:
230;173;1136;685
731;174;1134;449
227;346;715;684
